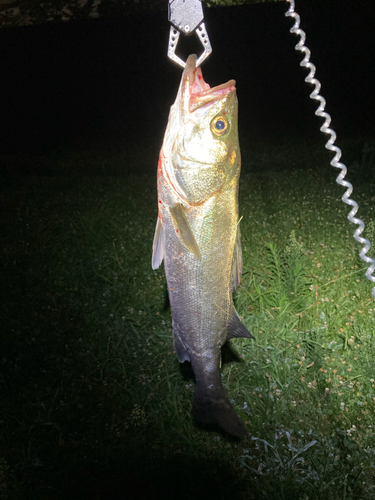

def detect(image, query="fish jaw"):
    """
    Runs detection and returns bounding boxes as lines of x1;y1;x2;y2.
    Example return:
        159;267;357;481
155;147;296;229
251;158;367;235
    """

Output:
183;54;236;113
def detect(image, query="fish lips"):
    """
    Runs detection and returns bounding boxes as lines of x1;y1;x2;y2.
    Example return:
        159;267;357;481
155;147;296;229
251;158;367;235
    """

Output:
183;54;236;113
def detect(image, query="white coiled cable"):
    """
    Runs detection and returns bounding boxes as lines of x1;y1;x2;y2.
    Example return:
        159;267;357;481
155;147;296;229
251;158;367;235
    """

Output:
285;0;375;299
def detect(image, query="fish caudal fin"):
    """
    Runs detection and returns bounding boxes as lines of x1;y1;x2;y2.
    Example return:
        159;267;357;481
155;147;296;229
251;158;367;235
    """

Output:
227;307;255;341
192;391;248;438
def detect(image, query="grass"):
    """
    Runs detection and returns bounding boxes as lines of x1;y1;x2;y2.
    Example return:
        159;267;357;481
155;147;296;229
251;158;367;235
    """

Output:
1;136;375;499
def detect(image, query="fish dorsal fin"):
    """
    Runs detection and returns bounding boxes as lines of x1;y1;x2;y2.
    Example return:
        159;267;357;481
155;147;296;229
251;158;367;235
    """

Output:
169;204;201;260
231;224;243;290
227;307;254;340
152;217;165;270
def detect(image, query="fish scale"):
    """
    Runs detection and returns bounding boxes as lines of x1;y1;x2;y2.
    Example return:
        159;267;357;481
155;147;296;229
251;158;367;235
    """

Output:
152;54;253;437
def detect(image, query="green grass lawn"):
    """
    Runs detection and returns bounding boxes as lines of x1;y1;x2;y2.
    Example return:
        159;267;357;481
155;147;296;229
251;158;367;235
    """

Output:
1;137;375;499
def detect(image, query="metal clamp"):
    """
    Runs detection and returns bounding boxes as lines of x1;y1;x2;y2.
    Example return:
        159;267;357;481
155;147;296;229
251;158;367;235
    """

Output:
168;0;212;68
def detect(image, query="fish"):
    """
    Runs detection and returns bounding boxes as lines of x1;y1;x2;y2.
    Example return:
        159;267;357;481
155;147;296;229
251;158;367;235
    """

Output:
152;54;253;438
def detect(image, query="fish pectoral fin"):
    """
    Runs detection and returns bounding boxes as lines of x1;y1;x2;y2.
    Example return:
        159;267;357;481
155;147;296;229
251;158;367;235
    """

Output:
231;224;243;290
227;307;254;340
169;204;201;259
152;217;165;270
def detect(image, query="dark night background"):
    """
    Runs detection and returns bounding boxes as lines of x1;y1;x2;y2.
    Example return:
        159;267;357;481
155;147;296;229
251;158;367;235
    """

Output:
0;0;374;160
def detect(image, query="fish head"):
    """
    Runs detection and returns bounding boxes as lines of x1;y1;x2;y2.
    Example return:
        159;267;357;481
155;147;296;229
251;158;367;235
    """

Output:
164;54;240;205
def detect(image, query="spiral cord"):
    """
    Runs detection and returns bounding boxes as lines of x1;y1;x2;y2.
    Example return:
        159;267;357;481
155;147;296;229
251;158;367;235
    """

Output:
285;0;375;299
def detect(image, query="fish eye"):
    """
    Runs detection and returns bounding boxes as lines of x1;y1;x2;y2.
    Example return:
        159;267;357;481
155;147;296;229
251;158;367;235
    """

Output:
211;116;229;136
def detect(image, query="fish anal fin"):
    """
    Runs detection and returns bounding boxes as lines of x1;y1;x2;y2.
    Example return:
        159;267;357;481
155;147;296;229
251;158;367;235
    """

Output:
227;307;254;340
169;204;201;259
152;217;164;270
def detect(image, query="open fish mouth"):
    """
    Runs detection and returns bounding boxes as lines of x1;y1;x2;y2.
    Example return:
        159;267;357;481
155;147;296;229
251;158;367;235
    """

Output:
185;54;236;112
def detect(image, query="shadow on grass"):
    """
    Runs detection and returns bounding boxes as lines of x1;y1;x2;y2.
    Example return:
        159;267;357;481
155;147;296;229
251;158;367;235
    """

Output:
1;283;250;499
63;455;250;500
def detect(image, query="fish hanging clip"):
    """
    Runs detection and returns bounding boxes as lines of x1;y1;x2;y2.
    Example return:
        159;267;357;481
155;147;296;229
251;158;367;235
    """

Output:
168;0;212;68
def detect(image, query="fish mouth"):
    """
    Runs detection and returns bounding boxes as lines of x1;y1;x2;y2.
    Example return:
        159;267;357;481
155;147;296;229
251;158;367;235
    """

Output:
185;54;236;112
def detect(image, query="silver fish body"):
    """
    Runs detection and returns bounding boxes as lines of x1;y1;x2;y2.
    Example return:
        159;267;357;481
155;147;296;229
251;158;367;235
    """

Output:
152;54;253;437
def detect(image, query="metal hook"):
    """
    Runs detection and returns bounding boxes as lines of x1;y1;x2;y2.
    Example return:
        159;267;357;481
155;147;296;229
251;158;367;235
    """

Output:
167;0;212;68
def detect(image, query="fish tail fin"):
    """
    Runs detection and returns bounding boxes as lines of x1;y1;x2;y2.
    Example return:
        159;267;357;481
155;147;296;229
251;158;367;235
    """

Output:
192;389;248;438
